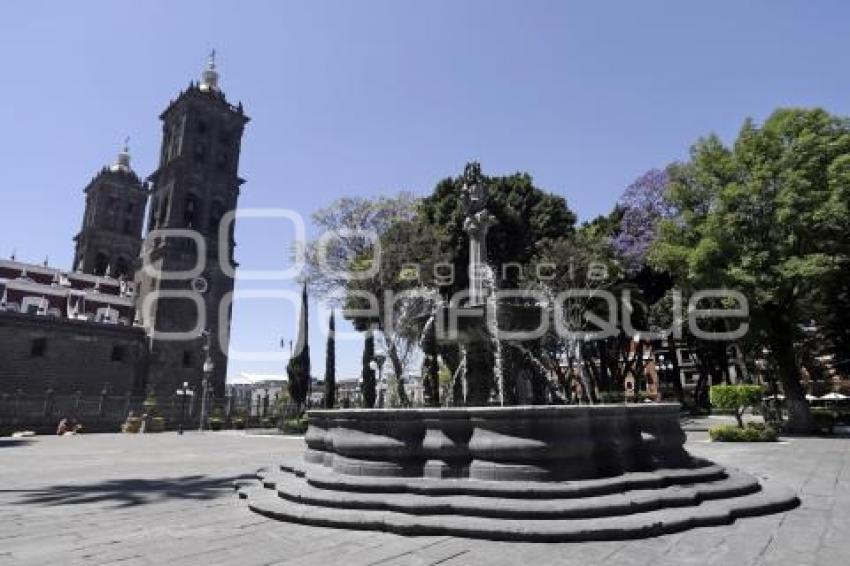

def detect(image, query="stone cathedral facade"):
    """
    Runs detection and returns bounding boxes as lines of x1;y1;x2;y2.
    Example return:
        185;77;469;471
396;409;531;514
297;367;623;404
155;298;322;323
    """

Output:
0;56;248;430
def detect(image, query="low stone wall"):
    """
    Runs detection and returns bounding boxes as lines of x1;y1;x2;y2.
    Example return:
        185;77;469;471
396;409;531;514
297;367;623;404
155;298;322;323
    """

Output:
0;392;249;435
304;404;688;481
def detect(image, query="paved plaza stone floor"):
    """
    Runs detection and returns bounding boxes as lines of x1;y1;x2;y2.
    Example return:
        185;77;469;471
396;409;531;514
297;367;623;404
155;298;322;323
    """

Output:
0;424;848;566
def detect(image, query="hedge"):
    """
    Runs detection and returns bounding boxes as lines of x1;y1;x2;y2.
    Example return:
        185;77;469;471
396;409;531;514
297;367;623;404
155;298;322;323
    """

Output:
709;422;778;442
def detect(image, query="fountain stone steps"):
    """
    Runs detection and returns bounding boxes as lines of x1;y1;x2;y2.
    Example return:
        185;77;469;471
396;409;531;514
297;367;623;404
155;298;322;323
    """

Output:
236;475;799;542
254;464;762;520
280;458;727;498
238;405;799;540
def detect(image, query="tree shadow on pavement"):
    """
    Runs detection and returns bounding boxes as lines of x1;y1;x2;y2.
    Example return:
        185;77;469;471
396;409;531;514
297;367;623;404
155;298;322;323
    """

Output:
5;474;256;508
0;439;35;448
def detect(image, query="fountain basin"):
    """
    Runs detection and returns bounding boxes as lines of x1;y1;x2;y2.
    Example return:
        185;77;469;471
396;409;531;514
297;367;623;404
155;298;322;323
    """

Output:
304;404;688;481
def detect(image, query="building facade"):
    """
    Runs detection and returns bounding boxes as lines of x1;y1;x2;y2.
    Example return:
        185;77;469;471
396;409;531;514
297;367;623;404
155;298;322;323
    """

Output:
0;55;248;432
135;55;248;399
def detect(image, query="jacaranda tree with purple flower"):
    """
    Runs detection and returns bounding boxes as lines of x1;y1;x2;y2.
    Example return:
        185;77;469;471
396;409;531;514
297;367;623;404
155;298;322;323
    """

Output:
613;169;672;274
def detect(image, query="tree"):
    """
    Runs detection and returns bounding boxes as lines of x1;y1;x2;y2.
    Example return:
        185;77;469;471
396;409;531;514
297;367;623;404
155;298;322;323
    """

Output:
710;385;762;428
420;314;440;406
308;193;426;406
307;193;419;297
417;170;578;296
416;167;579;405
324;310;336;408
651;108;850;432
287;283;311;412
527;227;620;404
360;327;376;408
613;169;673;274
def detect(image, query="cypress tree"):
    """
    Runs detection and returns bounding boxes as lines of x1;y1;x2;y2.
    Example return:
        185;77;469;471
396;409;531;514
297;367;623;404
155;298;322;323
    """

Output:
361;328;376;408
287;283;310;412
324;311;336;408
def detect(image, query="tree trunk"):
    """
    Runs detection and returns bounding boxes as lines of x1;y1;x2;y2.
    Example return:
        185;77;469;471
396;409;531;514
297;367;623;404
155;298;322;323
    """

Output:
440;344;464;407
770;320;814;433
670;345;684;404
386;341;410;407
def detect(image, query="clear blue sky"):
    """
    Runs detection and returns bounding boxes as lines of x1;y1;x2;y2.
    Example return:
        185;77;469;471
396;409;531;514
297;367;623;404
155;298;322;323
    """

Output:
2;0;849;381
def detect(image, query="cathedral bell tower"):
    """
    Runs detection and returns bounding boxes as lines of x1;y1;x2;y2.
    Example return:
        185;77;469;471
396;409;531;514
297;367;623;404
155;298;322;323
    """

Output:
72;142;148;278
135;52;249;397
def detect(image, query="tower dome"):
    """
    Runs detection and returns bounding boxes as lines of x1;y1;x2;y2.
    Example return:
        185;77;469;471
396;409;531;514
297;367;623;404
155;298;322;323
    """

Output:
109;137;132;173
199;50;220;92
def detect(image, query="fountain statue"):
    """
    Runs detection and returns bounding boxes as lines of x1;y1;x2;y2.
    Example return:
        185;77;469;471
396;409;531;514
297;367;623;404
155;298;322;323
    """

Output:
461;162;497;307
237;164;799;541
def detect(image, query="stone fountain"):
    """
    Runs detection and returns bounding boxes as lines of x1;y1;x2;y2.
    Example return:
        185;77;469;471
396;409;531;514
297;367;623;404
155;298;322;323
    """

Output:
236;165;799;541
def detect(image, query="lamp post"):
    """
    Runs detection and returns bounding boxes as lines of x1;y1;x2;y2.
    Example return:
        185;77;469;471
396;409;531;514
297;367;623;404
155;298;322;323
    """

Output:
371;353;386;408
199;356;214;430
761;346;783;428
280;337;293;356
199;330;214;431
656;354;674;400
175;381;193;435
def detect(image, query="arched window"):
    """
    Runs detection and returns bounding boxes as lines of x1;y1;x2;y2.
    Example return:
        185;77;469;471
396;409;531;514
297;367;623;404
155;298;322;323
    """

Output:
216;151;230;172
114;257;130;279
106;195;118;229
184;194;199;229
148;197;159;231
209;200;226;234
94;252;109;276
123;202;136;235
157;193;170;227
193;141;207;163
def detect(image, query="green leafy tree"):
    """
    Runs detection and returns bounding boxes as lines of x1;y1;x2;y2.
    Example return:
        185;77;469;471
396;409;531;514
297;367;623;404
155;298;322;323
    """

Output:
652;108;850;432
417;167;580;405
417;170;578;295
307;166;580;407
324;310;336;408
710;385;763;428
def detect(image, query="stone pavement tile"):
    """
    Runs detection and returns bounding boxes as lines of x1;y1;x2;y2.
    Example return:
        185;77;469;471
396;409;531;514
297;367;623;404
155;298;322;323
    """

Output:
374;536;467;565
111;520;304;566
730;513;785;535
3;431;849;566
713;533;777;566
434;544;531;566
800;494;834;511
587;544;659;566
262;526;418;565
440;540;627;566
656;534;731;566
759;548;817;566
299;534;453;566
822;523;850;548
814;545;847;566
5;503;241;563
649;553;726;566
770;523;827;555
